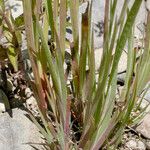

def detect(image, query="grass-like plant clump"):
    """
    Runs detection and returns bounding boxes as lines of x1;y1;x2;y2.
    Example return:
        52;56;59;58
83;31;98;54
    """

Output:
1;0;150;149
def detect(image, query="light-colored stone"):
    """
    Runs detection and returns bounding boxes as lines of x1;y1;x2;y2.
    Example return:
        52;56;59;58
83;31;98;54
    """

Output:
140;99;149;109
137;140;146;150
118;51;127;73
25;88;32;99
92;0;147;48
139;82;150;112
94;48;127;73
0;108;45;150
0;102;5;113
140;99;150;112
26;96;39;117
94;48;103;71
144;89;150;103
136;113;150;139
145;140;150;150
7;0;23;19
26;96;37;110
125;139;137;149
125;139;146;150
138;82;150;115
146;0;150;11
0;89;10;113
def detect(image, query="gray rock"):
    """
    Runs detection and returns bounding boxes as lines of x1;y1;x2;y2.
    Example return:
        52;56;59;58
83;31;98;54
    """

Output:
7;0;23;19
140;99;150;113
139;82;150;105
125;139;137;149
118;51;127;73
0;108;45;150
136;113;150;139
0;89;10;113
94;48;103;71
137;140;146;150
125;139;146;150
0;101;5;113
25;96;39;117
91;0;147;48
144;89;150;103
145;140;150;150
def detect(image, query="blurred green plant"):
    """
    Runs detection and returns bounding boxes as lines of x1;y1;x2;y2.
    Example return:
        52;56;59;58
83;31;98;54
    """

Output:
0;0;25;111
0;0;24;72
20;0;150;149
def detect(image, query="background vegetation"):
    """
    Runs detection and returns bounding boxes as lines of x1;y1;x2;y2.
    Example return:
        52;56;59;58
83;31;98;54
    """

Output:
1;0;150;149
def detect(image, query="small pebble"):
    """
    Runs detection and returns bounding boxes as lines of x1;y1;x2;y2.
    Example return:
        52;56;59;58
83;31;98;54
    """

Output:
25;88;32;98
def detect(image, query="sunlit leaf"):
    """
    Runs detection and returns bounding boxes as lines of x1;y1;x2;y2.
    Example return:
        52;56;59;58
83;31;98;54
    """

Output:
7;46;18;71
